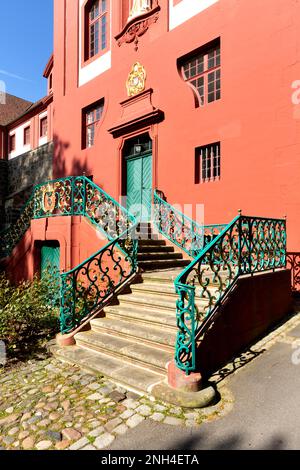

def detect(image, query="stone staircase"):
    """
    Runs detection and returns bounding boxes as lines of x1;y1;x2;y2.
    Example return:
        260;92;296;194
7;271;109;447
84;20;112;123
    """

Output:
55;225;207;393
55;269;181;393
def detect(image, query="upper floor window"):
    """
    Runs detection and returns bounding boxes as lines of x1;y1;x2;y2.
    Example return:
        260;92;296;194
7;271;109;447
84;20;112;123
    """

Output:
9;134;15;153
83;99;105;148
180;39;221;108
195;142;221;184
86;0;108;61
49;73;53;93
40;117;48;138
24;126;30;146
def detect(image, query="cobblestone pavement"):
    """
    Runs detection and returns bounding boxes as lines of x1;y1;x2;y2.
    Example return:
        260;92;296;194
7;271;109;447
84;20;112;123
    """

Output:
0;357;232;451
1;302;299;451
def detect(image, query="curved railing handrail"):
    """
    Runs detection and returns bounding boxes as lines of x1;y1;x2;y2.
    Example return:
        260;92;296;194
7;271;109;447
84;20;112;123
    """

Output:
0;175;138;335
0;176;136;258
62;226;136;278
154;190;204;231
85;177;136;225
153;190;204;257
176;215;240;286
174;213;287;374
0;192;36;258
60;223;138;334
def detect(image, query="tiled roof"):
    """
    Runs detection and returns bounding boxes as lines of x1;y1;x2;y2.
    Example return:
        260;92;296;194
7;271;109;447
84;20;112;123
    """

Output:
0;93;33;126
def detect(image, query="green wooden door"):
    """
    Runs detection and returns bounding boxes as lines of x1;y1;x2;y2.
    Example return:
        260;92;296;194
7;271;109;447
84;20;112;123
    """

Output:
41;243;60;306
127;153;152;222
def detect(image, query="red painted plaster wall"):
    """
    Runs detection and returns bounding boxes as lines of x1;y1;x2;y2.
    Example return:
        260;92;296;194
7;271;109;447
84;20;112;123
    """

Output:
52;0;300;252
197;269;292;378
5;216;107;283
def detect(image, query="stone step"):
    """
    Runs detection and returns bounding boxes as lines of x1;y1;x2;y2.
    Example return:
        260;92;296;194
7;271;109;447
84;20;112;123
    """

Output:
138;239;166;246
136;235;160;241
91;317;176;348
104;304;177;330
117;291;210;312
130;281;220;299
138;245;174;254
140;269;184;283
131;281;177;296
138;259;190;271
140;268;229;284
75;330;172;373
137;252;183;261
55;345;165;393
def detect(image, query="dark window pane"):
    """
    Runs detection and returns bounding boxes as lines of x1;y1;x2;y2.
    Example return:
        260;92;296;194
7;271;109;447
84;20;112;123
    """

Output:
197;62;204;74
190;66;196;77
208;57;215;69
101;16;107;49
101;0;106;13
208;72;215;83
208;82;215;93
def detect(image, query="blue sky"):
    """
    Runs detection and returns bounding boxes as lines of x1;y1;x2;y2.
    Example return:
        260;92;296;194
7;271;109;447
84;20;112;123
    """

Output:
0;0;53;103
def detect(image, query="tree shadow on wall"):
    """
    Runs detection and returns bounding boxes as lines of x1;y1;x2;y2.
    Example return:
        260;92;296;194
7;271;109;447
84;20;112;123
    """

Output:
53;133;93;180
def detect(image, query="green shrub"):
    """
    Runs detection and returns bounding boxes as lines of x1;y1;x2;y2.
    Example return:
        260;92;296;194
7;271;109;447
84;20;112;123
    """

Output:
0;274;59;356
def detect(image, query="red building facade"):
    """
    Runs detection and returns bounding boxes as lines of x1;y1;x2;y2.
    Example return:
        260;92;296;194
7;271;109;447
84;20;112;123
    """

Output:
51;0;300;253
1;0;298;391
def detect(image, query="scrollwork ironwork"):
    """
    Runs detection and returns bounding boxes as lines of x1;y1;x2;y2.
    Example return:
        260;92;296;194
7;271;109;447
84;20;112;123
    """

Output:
0;195;35;259
153;190;204;258
287;252;300;293
60;226;138;334
175;214;287;374
0;175;138;335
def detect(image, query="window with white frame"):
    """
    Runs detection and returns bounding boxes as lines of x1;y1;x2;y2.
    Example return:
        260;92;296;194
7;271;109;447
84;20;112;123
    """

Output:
83;99;105;148
180;39;221;108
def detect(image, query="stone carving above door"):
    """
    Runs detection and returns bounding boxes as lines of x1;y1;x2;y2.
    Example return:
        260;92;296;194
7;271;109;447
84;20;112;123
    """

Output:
128;0;152;21
115;1;160;52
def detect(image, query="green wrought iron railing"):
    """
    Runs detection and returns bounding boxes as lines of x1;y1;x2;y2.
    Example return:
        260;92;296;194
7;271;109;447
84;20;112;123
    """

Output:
0;194;35;259
59;178;138;334
60;227;138;334
174;213;287;374
0;176;138;334
153;190;204;258
153;190;228;258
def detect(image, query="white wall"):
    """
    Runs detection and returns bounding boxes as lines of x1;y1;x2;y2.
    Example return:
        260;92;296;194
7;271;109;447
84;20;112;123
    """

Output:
78;0;112;87
8;120;31;160
169;0;219;31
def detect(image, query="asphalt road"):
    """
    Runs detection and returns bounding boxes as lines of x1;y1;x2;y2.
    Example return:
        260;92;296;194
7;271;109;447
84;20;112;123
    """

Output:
109;326;300;450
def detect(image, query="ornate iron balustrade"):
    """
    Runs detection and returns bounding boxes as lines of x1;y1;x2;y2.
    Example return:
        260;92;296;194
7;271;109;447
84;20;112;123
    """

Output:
204;224;227;247
1;176;135;259
174;214;287;374
60;228;138;334
287;252;300;293
59;178;138;334
0;175;138;334
153;190;204;257
34;177;85;219
0;194;35;259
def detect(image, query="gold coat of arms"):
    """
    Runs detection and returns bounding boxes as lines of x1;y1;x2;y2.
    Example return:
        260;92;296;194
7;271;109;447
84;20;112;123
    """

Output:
126;62;146;97
42;184;56;213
